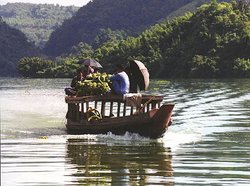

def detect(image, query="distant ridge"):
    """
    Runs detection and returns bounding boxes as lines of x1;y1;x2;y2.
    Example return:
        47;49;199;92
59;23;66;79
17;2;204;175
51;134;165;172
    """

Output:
0;3;79;48
43;0;195;56
43;0;233;57
0;19;38;76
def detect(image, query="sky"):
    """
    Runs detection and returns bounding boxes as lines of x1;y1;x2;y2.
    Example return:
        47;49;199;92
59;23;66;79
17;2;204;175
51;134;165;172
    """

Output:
0;0;92;7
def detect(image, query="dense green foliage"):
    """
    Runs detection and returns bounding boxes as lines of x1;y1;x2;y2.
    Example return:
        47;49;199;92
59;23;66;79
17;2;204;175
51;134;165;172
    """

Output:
17;42;97;78
167;0;232;18
0;20;38;76
43;0;196;56
0;3;78;48
11;0;250;78
18;57;55;77
17;1;249;78
17;56;84;78
93;0;250;78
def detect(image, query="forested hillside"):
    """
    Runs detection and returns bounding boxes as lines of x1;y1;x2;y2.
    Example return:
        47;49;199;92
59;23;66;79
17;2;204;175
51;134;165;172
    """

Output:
43;0;233;57
167;0;232;17
0;3;78;48
17;1;250;78
43;0;195;56
0;18;39;76
95;0;250;78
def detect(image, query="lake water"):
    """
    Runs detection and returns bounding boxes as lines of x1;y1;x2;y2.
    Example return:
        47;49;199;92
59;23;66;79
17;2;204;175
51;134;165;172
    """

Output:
1;78;250;185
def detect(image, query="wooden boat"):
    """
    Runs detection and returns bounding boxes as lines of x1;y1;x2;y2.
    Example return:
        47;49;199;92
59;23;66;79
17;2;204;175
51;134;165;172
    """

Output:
65;94;174;139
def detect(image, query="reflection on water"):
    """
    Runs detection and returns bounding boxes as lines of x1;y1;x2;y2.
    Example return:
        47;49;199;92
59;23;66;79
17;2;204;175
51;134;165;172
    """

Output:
1;78;250;185
66;139;173;185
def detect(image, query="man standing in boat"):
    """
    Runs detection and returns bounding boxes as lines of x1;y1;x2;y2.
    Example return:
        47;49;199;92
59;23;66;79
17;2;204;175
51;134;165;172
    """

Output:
110;64;130;95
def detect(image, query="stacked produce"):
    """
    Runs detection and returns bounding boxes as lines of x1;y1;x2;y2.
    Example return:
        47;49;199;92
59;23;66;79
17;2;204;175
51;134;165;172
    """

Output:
76;72;111;96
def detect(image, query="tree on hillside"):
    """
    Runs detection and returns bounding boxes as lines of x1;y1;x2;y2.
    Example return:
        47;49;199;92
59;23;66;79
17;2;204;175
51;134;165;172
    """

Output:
93;28;127;48
69;42;94;59
18;57;55;77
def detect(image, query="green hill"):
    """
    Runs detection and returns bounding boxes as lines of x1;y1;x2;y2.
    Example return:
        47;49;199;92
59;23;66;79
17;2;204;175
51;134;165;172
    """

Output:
167;0;232;18
0;3;78;48
94;0;250;78
18;1;249;78
43;0;234;57
43;0;196;56
0;19;39;76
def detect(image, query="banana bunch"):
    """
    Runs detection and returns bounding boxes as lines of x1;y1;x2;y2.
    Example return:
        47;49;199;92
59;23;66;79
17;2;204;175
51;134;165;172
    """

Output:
76;72;111;96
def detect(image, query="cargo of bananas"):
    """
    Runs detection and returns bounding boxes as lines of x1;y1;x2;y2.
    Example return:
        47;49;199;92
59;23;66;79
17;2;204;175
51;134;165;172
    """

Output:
76;72;112;96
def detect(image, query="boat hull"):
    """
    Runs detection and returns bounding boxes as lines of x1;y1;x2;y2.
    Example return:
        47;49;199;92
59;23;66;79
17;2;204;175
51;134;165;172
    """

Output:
66;104;174;139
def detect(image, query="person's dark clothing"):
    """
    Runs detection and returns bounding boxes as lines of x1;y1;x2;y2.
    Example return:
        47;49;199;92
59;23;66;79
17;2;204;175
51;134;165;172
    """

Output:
65;74;84;96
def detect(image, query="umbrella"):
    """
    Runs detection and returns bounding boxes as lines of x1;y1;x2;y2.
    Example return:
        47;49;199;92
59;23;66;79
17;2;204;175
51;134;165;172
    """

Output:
129;60;149;91
82;58;102;68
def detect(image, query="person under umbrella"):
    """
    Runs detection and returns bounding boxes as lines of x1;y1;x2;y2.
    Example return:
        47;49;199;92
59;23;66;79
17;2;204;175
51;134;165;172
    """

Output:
85;64;94;75
82;58;103;68
81;58;102;74
127;60;149;92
